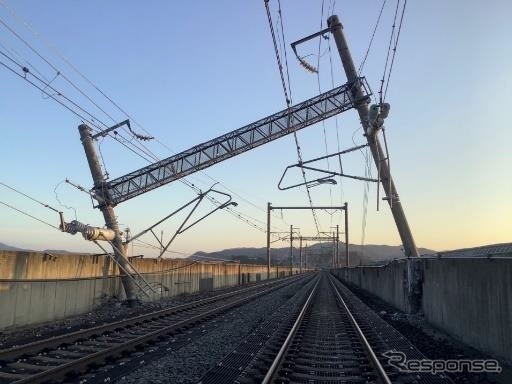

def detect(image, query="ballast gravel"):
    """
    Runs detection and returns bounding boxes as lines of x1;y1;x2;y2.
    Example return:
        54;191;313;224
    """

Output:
117;276;314;384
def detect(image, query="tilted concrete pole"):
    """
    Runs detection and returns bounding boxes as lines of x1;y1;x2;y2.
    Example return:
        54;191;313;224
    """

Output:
78;124;137;304
327;15;419;259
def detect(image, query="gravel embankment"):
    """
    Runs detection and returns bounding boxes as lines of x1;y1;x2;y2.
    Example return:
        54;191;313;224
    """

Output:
0;279;278;350
341;281;511;384
117;275;316;384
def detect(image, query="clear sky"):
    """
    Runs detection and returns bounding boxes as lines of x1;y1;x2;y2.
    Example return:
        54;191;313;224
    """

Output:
0;0;510;257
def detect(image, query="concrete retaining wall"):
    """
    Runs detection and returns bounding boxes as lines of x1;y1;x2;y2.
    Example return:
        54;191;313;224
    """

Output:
332;254;512;365
0;251;302;330
333;261;411;312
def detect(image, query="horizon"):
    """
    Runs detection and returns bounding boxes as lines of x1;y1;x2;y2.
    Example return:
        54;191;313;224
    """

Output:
5;239;511;259
1;1;510;257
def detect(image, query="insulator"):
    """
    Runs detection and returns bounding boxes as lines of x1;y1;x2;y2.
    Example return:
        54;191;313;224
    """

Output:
369;104;379;123
298;56;318;73
380;102;391;119
64;220;116;241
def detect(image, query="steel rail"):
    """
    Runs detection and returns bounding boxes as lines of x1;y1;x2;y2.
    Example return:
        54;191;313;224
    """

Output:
3;274;312;384
0;274;304;362
328;274;392;384
262;274;392;384
261;276;320;384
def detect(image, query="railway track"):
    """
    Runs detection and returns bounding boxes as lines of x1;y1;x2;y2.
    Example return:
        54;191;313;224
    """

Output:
200;272;454;383
0;273;312;384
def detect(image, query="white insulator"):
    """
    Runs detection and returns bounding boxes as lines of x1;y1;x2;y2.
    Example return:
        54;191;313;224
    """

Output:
82;227;116;241
64;220;116;241
380;103;391;119
369;104;379;124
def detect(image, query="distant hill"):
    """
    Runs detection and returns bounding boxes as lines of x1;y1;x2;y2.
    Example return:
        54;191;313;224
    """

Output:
191;244;436;267
0;242;29;252
0;242;82;255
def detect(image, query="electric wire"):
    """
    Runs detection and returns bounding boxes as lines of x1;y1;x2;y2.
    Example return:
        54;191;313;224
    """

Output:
315;0;334;225
53;180;78;220
0;5;284;235
379;0;401;104
133;238;191;257
0;200;59;229
0;50;270;236
358;0;387;76
0;15;121;126
383;0;407;101
0;181;60;213
266;0;321;234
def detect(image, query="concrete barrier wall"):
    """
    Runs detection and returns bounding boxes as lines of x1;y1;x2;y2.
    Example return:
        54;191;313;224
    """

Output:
0;251;303;330
421;259;512;365
333;256;512;365
333;261;411;312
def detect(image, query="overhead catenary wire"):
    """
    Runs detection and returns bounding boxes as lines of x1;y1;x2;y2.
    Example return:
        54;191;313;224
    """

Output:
265;0;321;234
383;0;407;101
358;0;387;76
379;0;407;104
1;0;276;223
0;49;272;236
315;0;334;225
0;200;59;230
0;181;61;213
2;2;292;233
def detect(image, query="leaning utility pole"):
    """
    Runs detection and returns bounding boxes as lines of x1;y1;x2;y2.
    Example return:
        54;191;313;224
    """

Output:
327;15;419;258
78;124;137;304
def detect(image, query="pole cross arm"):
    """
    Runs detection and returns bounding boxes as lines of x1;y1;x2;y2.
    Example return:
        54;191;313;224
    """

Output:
99;80;371;206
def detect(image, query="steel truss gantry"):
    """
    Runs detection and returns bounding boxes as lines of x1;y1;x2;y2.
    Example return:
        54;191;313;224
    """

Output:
98;80;371;206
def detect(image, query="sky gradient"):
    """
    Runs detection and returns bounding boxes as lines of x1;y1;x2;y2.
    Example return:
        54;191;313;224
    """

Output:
0;0;510;257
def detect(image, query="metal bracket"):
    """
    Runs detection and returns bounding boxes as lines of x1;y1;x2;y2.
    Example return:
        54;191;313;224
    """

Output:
278;144;378;191
91;119;153;141
125;185;236;258
291;25;337;73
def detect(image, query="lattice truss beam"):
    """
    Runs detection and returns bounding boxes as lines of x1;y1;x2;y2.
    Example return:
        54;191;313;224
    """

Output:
101;79;371;206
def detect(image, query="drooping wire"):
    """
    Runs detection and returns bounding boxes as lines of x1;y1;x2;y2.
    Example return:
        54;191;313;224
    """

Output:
53;180;78;220
266;0;321;234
